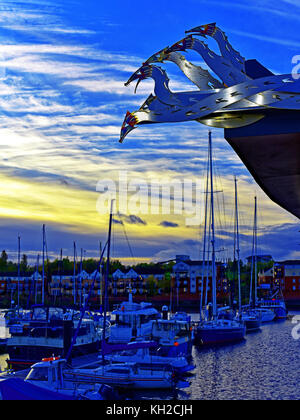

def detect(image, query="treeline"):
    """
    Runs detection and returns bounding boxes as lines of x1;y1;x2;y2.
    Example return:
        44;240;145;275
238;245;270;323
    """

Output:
0;250;29;273
0;250;174;275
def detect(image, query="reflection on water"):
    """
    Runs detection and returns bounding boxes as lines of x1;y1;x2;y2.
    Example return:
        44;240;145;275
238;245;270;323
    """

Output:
185;315;300;400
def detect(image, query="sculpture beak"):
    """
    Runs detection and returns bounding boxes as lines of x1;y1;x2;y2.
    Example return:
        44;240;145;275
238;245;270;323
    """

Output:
186;23;217;37
119;111;138;143
125;69;141;87
119;124;135;143
185;25;207;37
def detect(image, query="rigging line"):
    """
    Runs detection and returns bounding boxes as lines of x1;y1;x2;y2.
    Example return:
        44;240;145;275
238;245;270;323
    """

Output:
122;221;135;262
198;140;210;260
200;143;210;317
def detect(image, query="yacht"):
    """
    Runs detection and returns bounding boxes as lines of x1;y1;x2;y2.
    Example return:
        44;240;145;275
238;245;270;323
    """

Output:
253;308;275;323
108;292;160;344
6;306;105;371
257;298;287;320
239;310;261;332
151;312;194;358
0;357;118;400
104;339;194;375
195;318;246;346
194;133;246;347
64;361;186;390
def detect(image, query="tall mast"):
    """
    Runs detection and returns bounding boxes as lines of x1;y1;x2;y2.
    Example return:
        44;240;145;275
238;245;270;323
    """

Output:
102;200;114;363
17;235;21;312
60;248;63;305
80;248;83;307
99;242;103;309
234;177;242;314
35;254;40;305
42;224;45;305
200;150;210;321
209;131;217;319
73;241;76;306
249;196;257;306
254;196;258;304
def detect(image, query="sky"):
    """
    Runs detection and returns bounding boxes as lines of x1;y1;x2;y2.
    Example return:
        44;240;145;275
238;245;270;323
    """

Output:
0;0;299;265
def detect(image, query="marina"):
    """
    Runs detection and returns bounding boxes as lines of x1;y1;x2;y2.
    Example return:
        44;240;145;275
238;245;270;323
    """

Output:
1;312;299;400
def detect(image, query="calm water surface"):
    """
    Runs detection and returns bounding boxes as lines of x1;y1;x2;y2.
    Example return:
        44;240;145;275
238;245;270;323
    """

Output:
0;313;299;399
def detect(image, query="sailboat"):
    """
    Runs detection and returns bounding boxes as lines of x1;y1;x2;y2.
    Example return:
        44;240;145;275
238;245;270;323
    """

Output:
246;197;275;323
194;132;246;347
234;187;261;333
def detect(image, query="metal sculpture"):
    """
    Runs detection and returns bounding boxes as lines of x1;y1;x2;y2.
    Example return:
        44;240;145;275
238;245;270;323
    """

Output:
119;23;300;219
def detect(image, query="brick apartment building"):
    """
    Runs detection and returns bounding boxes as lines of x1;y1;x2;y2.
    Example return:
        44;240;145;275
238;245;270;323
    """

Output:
259;260;300;301
172;255;229;299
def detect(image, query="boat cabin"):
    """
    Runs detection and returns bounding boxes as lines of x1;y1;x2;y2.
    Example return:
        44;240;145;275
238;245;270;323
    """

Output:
25;357;67;389
109;298;160;343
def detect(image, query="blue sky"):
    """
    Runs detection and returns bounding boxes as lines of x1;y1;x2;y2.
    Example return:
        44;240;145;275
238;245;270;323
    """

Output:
0;0;299;265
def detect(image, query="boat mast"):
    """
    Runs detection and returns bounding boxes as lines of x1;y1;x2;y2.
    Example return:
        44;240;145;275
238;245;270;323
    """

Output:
73;241;76;306
200;150;210;321
42;224;45;306
80;248;83;307
17;235;20;312
34;254;40;305
234;177;242;314
102;200;114;364
254;196;258;305
249;196;258;306
208;131;217;319
99;241;103;310
59;248;63;304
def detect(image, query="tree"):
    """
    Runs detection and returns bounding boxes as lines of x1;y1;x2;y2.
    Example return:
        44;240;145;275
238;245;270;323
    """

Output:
20;254;28;272
0;250;8;270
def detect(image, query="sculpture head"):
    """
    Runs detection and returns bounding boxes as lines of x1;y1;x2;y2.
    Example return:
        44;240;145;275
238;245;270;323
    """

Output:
124;64;153;93
166;35;194;53
119;111;139;143
186;23;217;37
145;47;171;65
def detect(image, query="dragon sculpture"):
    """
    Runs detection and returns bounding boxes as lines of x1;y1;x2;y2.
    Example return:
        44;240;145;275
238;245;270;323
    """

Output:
119;23;300;219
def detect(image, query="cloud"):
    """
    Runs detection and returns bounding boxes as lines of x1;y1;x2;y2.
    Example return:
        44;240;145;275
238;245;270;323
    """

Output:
159;221;179;228
116;213;147;226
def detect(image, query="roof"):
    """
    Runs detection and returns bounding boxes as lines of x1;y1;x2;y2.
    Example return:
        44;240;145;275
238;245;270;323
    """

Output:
246;255;273;261
174;260;224;267
276;260;300;266
124;267;165;275
0;271;37;277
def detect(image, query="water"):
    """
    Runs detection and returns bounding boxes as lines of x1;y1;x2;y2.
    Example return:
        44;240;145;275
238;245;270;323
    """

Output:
188;318;300;400
0;314;299;399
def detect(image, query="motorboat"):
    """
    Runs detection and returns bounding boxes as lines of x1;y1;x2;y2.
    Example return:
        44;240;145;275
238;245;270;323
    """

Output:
0;357;118;400
150;312;194;358
64;361;188;390
6;306;106;371
109;292;160;344
103;340;195;375
257;298;287;320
